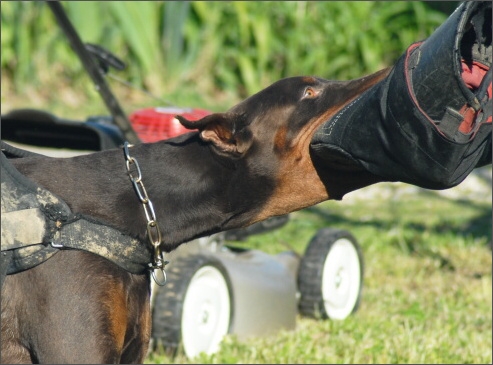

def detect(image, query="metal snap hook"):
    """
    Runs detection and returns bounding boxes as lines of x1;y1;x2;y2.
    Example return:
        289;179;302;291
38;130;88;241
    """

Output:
151;266;167;286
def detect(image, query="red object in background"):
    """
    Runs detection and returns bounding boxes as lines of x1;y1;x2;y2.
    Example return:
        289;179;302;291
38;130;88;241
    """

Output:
129;107;212;142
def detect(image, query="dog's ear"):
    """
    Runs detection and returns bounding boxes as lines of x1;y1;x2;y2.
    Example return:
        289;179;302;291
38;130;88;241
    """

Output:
176;113;252;158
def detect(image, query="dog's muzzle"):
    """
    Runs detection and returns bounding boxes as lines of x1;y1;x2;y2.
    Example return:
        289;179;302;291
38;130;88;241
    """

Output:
311;1;492;190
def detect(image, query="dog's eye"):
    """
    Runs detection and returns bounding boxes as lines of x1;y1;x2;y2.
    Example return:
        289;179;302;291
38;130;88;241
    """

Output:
302;87;318;99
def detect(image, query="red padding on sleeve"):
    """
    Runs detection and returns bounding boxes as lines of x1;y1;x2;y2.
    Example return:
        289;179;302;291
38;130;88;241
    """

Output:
459;60;492;133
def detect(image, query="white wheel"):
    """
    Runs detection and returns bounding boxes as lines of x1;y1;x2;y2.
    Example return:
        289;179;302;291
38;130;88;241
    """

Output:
181;265;231;358
151;254;232;358
298;228;364;320
320;237;362;319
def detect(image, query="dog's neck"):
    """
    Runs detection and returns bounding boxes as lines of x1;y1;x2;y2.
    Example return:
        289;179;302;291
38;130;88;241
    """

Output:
13;133;270;251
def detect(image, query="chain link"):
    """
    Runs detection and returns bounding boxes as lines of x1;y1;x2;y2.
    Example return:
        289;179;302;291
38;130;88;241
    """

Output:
123;142;168;286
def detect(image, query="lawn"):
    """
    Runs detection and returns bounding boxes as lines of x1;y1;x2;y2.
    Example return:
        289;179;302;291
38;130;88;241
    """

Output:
147;173;492;364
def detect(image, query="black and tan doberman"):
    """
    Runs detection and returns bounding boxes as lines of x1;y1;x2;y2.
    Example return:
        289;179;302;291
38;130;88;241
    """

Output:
1;68;389;364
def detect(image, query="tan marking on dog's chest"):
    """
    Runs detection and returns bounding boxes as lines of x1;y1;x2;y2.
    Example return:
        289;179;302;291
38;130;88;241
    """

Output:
102;281;128;352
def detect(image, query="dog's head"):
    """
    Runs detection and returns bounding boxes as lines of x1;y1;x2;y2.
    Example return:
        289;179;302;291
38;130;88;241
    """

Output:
177;68;390;221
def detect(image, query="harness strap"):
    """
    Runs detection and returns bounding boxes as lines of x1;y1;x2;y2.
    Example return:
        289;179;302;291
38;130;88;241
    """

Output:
1;208;46;250
2;217;152;277
4;244;59;279
1;147;72;246
50;218;152;274
1;140;42;158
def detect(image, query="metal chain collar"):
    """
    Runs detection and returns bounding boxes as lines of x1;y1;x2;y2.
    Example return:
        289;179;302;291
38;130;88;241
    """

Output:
123;142;168;286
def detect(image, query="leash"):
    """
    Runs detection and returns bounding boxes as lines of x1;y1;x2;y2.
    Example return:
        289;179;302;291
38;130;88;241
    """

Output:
123;142;168;286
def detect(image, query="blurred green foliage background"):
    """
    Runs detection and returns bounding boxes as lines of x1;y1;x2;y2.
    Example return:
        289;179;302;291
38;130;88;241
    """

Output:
1;1;458;108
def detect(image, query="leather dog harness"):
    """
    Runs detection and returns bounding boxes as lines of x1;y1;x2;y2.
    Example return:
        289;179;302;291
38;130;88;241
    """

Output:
1;142;155;287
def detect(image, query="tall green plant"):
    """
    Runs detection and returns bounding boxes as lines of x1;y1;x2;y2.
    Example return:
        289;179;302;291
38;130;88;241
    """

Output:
162;1;190;79
1;1;450;102
107;2;163;90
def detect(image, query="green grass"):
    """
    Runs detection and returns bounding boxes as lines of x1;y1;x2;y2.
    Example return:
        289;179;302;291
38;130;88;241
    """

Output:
147;181;492;364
